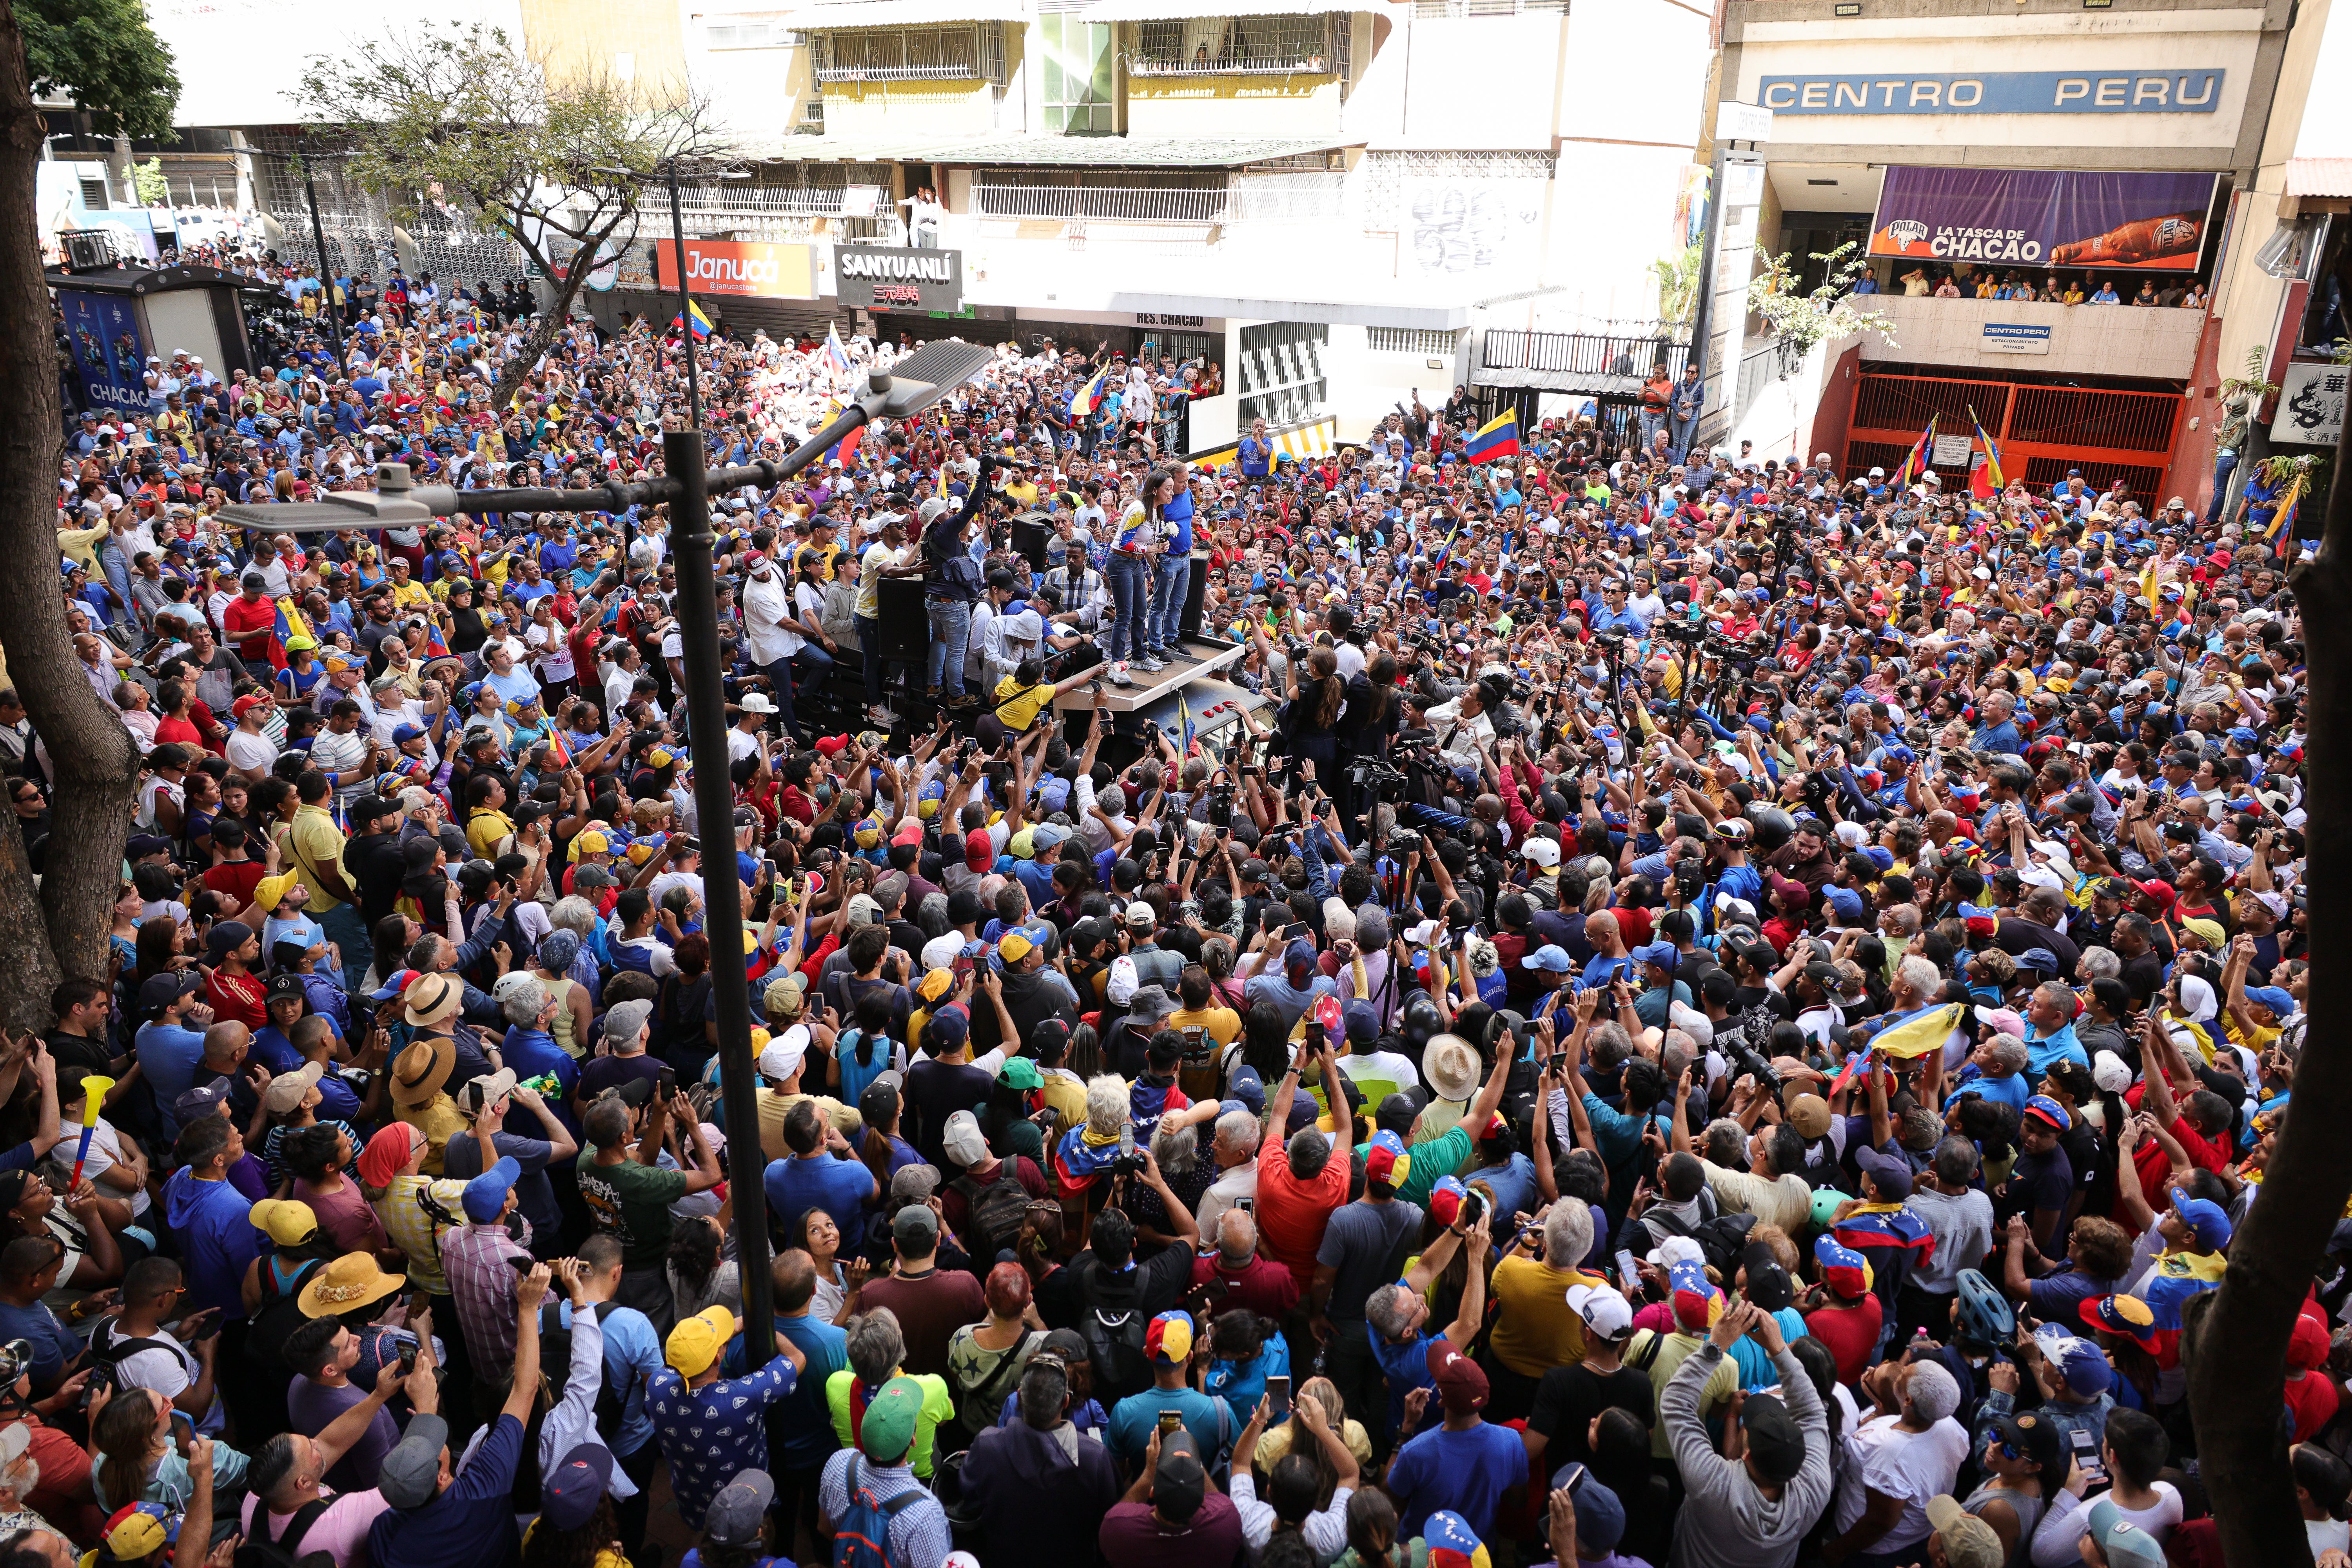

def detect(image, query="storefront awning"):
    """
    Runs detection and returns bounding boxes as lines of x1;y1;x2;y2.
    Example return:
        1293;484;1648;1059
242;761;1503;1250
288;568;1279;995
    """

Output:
2286;158;2352;199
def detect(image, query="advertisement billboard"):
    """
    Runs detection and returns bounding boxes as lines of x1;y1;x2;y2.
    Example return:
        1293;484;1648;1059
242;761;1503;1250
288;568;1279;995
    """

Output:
652;239;818;299
58;289;152;415
1867;167;2220;271
832;246;963;314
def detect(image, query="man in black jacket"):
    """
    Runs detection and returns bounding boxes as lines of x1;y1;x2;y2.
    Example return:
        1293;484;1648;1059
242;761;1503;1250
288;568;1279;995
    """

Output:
922;454;994;707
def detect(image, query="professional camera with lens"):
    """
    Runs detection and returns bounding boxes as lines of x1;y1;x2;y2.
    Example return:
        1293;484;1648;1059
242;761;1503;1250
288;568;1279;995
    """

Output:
1658;618;1708;644
1387;827;1424;856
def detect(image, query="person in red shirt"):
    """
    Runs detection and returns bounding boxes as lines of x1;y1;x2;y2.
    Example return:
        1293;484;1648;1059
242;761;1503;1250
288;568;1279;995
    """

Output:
200;818;268;907
221;573;281;677
1253;1038;1352;1293
1804;1235;1883;1387
1189;1208;1301;1323
201;919;268;1031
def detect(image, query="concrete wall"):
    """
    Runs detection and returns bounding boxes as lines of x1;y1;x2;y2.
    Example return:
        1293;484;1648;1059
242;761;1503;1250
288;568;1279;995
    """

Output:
1723;0;2288;178
524;0;690;93
1125;70;1343;139
1858;293;2210;379
690;19;818;139
822;75;1001;140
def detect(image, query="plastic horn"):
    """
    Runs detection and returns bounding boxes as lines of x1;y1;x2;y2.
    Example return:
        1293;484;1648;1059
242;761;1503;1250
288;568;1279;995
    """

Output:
68;1075;114;1190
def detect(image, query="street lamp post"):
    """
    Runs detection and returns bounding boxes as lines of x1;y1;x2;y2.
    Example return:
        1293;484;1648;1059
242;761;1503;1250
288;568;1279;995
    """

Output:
218;338;995;1366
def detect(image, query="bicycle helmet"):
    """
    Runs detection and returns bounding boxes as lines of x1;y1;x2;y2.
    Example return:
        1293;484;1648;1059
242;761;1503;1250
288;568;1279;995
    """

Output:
1810;1185;1846;1233
1955;1268;2015;1348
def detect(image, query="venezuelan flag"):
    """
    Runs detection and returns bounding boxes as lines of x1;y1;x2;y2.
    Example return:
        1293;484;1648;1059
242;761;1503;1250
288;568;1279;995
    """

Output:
671;300;713;338
823;398;864;468
1897;414;1936;487
1178;690;1194;759
1070;369;1107;419
1969;407;2005;494
1464;410;1520;465
1865;1002;1965;1061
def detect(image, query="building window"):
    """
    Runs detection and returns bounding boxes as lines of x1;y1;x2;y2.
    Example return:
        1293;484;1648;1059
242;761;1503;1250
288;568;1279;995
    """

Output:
816;25;1003;82
1238;320;1328;427
77;178;109;210
974;167;1230;223
1367;327;1459;356
1127;15;1335;75
1041;14;1117;134
703;20;788;48
1411;0;1570;15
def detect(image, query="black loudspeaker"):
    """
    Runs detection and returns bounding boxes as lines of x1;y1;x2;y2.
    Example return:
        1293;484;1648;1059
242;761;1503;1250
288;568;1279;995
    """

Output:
1010;516;1051;574
871;578;930;662
1181;547;1207;637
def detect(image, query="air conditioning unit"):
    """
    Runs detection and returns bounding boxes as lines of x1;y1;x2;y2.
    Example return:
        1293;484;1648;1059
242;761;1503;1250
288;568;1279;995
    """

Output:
60;229;127;270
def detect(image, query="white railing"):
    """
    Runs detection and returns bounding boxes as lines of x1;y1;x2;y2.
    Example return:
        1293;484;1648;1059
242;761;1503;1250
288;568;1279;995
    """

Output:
973;175;1232;224
1128;15;1334;74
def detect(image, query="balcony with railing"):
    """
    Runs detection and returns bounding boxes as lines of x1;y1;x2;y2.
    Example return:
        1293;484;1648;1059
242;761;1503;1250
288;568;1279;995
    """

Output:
810;24;1005;82
1856;292;2207;381
1125;15;1338;75
1473;322;1691;393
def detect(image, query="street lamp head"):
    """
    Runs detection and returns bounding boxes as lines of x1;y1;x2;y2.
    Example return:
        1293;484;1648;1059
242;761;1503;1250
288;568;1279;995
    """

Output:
868;338;994;421
215;462;443;532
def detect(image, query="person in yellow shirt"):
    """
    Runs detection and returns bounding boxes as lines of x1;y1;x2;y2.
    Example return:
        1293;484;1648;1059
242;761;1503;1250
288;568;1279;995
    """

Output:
1486;1201;1613;1414
989;655;1103;741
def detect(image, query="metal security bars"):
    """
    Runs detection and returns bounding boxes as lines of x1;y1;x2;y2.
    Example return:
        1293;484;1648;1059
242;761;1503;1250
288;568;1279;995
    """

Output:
973;167;1232;222
1127;15;1336;74
812;24;1005;82
1368;327;1461;356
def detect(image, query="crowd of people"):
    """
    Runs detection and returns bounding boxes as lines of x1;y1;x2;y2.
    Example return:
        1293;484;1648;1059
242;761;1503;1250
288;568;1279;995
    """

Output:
9;269;2339;1568
1866;267;2211;309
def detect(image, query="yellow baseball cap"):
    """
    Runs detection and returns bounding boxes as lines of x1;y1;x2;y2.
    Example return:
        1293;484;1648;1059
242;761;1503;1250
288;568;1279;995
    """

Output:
249;1198;319;1248
254;871;301;911
664;1305;738;1376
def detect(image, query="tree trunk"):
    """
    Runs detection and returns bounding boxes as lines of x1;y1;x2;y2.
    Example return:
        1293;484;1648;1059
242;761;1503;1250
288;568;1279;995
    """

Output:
0;0;141;1021
487;255;592;415
2181;411;2352;1567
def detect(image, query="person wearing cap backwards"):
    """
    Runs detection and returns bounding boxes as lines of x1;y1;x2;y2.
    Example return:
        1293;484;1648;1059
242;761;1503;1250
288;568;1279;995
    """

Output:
1660;1299;1829;1568
1385;1338;1525;1541
368;1261;554;1568
1097;1421;1245;1568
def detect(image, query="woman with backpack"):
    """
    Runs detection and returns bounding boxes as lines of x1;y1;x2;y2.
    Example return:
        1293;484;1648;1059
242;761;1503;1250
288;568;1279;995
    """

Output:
945;1263;1045;1450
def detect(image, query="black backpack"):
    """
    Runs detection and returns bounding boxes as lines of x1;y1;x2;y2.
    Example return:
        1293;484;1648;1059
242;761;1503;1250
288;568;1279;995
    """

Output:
1640;1205;1758;1279
952;1172;1031;1261
234;1497;333;1568
1076;1263;1153;1402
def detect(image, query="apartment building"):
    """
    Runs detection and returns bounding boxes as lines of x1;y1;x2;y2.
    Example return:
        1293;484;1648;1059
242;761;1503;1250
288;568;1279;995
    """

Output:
634;0;1713;445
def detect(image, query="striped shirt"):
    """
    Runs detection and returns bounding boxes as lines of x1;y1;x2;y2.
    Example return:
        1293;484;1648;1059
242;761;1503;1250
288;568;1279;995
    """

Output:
441;1218;536;1367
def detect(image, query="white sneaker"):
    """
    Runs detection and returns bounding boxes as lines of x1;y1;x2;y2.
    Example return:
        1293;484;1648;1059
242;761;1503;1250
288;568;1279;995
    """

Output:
1109;661;1133;686
1137;653;1166;672
866;704;897;725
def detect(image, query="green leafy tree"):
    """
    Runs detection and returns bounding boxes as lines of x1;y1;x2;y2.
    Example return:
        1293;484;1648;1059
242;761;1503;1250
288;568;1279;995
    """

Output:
298;22;723;411
21;0;179;140
131;155;163;204
1746;241;1898;355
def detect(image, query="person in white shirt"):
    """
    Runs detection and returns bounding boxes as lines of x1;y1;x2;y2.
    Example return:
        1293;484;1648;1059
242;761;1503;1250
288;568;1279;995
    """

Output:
1226;1384;1359;1561
1825;1359;1970;1563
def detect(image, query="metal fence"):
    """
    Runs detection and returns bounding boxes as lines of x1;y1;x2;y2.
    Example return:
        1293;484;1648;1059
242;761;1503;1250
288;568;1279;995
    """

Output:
974;168;1232;223
1129;15;1335;73
812;25;1004;82
1479;324;1690;379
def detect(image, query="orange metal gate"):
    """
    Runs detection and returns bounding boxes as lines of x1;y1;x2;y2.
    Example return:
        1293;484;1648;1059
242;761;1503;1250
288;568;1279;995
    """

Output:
1842;374;2182;509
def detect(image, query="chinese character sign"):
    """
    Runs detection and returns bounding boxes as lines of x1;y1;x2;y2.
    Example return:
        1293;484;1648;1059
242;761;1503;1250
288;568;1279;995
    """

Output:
2271;363;2347;449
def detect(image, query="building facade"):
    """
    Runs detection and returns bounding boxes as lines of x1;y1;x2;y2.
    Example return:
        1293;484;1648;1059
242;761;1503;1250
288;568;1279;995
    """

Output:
1702;0;2314;510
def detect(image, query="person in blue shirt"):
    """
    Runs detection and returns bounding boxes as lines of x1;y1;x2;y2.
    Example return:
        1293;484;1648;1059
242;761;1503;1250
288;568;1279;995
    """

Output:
722;1248;848;1556
1384;1340;1526;1539
162;1115;261;1326
764;1099;879;1244
1972;691;2024;755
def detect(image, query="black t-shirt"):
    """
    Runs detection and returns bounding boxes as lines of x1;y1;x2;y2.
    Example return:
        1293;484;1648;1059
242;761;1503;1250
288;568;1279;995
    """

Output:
1528;1362;1657;1468
2000;1145;2074;1220
903;1057;996;1167
45;1031;111;1086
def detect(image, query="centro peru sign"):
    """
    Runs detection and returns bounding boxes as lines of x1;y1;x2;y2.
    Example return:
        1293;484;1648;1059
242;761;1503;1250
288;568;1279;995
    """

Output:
653;239;817;299
833;245;964;314
1758;70;2225;115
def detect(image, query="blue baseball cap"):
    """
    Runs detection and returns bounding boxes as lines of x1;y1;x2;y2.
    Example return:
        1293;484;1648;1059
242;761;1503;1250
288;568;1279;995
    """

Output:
2245;985;2296;1019
1520;944;1573;973
460;1156;521;1223
1824;886;1866;922
1630;942;1678;971
2168;1187;2233;1251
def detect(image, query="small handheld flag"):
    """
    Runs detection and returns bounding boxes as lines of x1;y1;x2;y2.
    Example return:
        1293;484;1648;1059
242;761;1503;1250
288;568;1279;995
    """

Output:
1967;407;2004;494
1897;414;1937;488
1178;690;1194;759
671;300;714;339
1464;411;1520;465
